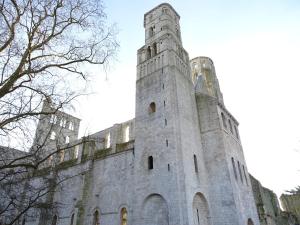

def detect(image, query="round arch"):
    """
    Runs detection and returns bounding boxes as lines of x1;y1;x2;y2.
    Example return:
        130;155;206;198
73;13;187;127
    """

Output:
192;193;211;225
142;194;169;225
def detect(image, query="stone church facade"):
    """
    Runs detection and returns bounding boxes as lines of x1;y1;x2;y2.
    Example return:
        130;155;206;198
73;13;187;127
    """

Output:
13;3;261;225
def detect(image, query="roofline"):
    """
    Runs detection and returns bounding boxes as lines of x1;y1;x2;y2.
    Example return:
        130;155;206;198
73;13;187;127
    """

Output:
144;3;180;27
190;56;214;65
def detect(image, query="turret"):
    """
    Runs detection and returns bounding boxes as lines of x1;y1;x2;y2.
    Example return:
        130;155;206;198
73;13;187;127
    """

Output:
191;56;224;105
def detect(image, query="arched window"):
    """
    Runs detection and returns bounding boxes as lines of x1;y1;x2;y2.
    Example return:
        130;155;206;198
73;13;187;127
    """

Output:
60;118;66;127
50;131;56;140
221;113;227;129
228;119;233;133
124;126;130;142
105;133;111;148
70;213;74;225
146;46;151;59
120;208;127;225
69;121;74;130
65;136;70;144
153;42;157;55
148;156;153;170
231;157;238;180
149;102;156;113
149;26;154;37
52;215;58;225
50;115;57;124
193;154;198;173
93;210;100;225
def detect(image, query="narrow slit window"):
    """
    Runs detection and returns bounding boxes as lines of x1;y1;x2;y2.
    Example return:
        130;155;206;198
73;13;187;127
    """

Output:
228;119;233;133
164;100;166;107
93;210;100;225
52;215;58;225
237;161;243;183
243;165;248;185
193;154;198;173
148;156;153;170
168;164;170;171
70;213;74;225
231;157;238;180
221;113;227;129
234;125;240;140
147;46;151;59
166;139;168;147
165;119;167;126
153;42;157;55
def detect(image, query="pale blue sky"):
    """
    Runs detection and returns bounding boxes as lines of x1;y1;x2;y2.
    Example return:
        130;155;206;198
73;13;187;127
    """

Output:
76;1;300;197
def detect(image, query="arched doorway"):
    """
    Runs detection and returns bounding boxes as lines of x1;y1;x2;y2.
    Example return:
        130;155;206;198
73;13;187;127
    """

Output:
247;218;254;225
143;194;169;225
192;193;211;225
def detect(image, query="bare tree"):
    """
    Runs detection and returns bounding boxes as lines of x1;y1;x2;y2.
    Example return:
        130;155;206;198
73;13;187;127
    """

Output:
285;186;300;195
0;0;117;224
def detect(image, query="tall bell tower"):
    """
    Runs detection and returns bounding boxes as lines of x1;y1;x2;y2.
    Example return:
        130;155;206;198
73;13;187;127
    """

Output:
133;3;210;225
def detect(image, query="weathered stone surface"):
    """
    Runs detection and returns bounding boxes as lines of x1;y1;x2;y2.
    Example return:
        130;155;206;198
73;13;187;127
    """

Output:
1;3;263;225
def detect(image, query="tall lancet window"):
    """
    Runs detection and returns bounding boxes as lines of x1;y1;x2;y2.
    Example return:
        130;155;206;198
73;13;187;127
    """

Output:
147;46;151;59
124;126;130;142
120;208;127;225
93;210;100;225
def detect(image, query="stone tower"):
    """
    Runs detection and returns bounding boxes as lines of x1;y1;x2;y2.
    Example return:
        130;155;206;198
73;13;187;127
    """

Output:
133;3;259;225
192;56;259;225
134;3;211;225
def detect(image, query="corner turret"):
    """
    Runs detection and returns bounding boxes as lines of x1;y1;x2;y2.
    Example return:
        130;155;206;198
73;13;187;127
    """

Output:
190;56;224;105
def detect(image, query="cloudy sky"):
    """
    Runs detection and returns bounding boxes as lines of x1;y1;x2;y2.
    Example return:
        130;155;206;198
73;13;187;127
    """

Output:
75;0;300;197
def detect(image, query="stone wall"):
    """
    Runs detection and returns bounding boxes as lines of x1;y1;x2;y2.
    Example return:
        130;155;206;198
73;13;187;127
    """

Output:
280;193;300;224
250;175;299;225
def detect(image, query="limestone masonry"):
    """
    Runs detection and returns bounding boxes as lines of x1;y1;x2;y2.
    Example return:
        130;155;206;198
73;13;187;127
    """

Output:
2;3;277;225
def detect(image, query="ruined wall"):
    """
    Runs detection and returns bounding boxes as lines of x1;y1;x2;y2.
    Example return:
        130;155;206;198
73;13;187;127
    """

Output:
280;193;300;223
250;175;299;225
24;119;135;225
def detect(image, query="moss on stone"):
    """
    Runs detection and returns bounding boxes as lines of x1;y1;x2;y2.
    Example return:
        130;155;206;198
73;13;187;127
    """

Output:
116;140;134;152
56;158;77;170
93;148;111;159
